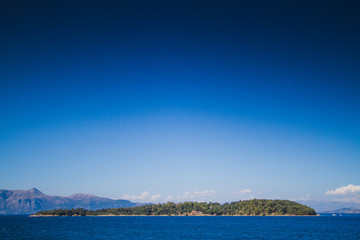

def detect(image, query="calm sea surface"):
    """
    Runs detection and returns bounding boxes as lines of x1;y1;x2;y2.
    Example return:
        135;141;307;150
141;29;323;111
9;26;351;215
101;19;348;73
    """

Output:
1;215;359;239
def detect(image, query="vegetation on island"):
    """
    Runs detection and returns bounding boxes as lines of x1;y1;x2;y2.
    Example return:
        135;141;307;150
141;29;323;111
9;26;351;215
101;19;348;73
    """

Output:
33;199;316;216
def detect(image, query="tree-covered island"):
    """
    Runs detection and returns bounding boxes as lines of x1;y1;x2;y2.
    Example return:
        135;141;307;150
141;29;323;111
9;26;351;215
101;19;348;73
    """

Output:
32;199;316;216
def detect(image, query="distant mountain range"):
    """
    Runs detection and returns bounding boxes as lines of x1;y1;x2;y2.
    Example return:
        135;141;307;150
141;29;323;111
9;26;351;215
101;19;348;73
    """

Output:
319;208;360;214
0;188;143;215
297;200;360;213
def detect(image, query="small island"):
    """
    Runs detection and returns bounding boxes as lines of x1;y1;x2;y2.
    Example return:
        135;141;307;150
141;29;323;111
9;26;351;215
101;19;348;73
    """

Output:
32;199;316;216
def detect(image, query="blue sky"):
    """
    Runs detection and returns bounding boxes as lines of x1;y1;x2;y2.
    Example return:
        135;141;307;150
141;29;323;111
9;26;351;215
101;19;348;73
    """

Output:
0;0;359;205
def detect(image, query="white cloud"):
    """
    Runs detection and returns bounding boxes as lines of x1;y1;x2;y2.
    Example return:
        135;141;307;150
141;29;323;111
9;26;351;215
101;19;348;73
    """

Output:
325;184;360;195
164;195;174;202
150;194;162;201
164;190;216;202
194;190;216;197
122;191;161;202
230;189;252;195
125;188;257;203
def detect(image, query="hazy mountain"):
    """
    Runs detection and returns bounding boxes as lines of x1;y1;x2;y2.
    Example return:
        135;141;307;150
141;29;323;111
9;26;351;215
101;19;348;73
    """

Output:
297;200;360;212
0;188;143;215
320;208;360;214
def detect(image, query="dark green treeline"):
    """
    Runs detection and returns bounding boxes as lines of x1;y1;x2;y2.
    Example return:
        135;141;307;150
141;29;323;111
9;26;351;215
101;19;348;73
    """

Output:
35;199;316;216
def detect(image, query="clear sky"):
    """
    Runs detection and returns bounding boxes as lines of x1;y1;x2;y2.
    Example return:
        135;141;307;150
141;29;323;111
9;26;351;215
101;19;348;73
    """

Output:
0;0;359;204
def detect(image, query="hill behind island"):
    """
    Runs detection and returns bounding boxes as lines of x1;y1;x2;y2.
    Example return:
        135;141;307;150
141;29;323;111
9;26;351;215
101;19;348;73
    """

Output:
0;188;143;215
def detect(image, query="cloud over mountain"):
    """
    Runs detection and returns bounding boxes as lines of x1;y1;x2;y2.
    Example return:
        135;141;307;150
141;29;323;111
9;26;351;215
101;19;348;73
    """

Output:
326;184;360;195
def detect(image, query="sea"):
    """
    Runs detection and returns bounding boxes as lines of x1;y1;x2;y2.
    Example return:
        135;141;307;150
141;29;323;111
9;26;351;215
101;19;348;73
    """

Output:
1;215;360;239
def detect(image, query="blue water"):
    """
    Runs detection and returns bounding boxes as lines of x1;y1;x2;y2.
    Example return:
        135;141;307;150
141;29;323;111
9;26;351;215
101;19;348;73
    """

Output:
1;215;360;239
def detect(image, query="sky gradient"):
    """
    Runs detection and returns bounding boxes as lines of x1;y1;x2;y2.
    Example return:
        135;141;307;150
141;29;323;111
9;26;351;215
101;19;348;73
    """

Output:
1;0;359;205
